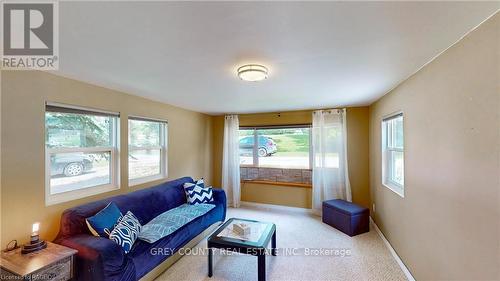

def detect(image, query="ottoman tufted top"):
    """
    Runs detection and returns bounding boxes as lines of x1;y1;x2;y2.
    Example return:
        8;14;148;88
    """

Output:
323;199;369;216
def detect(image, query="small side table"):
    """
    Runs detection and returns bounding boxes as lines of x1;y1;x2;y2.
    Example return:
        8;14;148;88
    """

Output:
0;241;77;281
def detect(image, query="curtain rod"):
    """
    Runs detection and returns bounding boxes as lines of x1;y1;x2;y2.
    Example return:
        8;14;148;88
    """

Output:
313;108;345;114
239;124;311;129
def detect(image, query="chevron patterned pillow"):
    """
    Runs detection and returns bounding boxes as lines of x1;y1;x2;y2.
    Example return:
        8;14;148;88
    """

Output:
109;211;142;253
183;179;214;205
184;178;205;189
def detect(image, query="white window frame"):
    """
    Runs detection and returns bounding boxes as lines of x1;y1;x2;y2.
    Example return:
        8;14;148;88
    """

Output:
128;116;168;186
381;112;405;197
239;125;312;169
45;103;120;206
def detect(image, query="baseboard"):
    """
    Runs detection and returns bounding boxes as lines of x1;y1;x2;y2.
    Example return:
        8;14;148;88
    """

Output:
240;201;313;214
370;217;416;281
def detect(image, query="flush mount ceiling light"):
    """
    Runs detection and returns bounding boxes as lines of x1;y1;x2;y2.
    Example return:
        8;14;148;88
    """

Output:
237;64;268;82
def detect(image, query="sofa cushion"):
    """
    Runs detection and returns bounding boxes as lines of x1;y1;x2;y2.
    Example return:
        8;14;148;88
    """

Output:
109;211;142;253
128;200;225;280
138;203;215;243
86;202;123;237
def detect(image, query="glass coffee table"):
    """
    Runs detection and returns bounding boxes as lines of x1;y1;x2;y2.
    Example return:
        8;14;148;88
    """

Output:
207;218;277;281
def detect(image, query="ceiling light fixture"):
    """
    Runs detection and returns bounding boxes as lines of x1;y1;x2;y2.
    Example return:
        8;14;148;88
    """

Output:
237;64;268;82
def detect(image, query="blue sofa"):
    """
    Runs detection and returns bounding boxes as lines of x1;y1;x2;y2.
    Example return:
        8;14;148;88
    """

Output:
54;177;227;281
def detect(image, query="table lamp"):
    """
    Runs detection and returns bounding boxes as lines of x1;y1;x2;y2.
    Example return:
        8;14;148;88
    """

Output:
21;222;47;254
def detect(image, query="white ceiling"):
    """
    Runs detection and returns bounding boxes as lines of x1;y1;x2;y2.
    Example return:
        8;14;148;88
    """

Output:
54;1;499;115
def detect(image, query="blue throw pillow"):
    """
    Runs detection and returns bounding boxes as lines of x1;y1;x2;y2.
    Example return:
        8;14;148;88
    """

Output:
109;211;142;254
86;202;123;237
184;179;214;205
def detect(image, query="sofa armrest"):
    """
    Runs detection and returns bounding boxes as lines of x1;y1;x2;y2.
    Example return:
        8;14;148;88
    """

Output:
212;188;226;206
212;188;227;220
56;234;126;281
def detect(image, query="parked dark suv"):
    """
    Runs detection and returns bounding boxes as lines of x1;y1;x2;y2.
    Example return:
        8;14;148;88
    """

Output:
239;136;277;157
50;153;93;177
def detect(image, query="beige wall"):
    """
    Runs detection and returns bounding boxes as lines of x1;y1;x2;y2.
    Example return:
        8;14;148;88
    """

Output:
0;71;2;246
0;71;214;246
242;182;312;209
211;115;224;189
346;107;370;209
212;108;370;209
369;14;499;280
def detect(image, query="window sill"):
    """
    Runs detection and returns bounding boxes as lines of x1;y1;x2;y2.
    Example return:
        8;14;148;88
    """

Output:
241;180;312;188
129;174;167;187
46;183;119;206
240;166;312;170
382;182;404;198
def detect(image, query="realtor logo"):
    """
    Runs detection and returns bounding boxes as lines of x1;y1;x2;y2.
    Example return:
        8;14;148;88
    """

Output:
1;1;58;69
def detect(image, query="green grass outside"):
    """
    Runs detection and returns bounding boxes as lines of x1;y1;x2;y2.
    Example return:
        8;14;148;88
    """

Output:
265;134;309;153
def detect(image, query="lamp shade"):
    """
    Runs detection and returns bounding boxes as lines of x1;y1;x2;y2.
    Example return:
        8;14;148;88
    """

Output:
32;222;40;234
237;64;268;82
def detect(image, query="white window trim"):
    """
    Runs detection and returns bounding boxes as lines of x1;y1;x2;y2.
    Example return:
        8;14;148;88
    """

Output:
45;115;120;206
128;119;168;186
381;112;405;198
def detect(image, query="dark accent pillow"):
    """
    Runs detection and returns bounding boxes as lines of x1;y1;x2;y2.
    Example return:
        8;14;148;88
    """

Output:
86;202;123;237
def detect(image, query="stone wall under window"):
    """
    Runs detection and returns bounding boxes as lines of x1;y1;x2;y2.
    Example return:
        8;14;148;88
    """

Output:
240;167;312;185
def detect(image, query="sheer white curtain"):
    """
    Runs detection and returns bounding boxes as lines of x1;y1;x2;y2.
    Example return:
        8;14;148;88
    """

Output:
222;115;241;208
312;109;351;214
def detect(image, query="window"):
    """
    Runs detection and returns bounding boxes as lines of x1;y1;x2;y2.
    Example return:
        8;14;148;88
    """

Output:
45;103;119;205
128;117;168;185
239;126;311;169
382;112;404;197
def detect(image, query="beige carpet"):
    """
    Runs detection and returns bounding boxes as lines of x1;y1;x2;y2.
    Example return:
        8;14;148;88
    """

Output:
156;206;407;281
